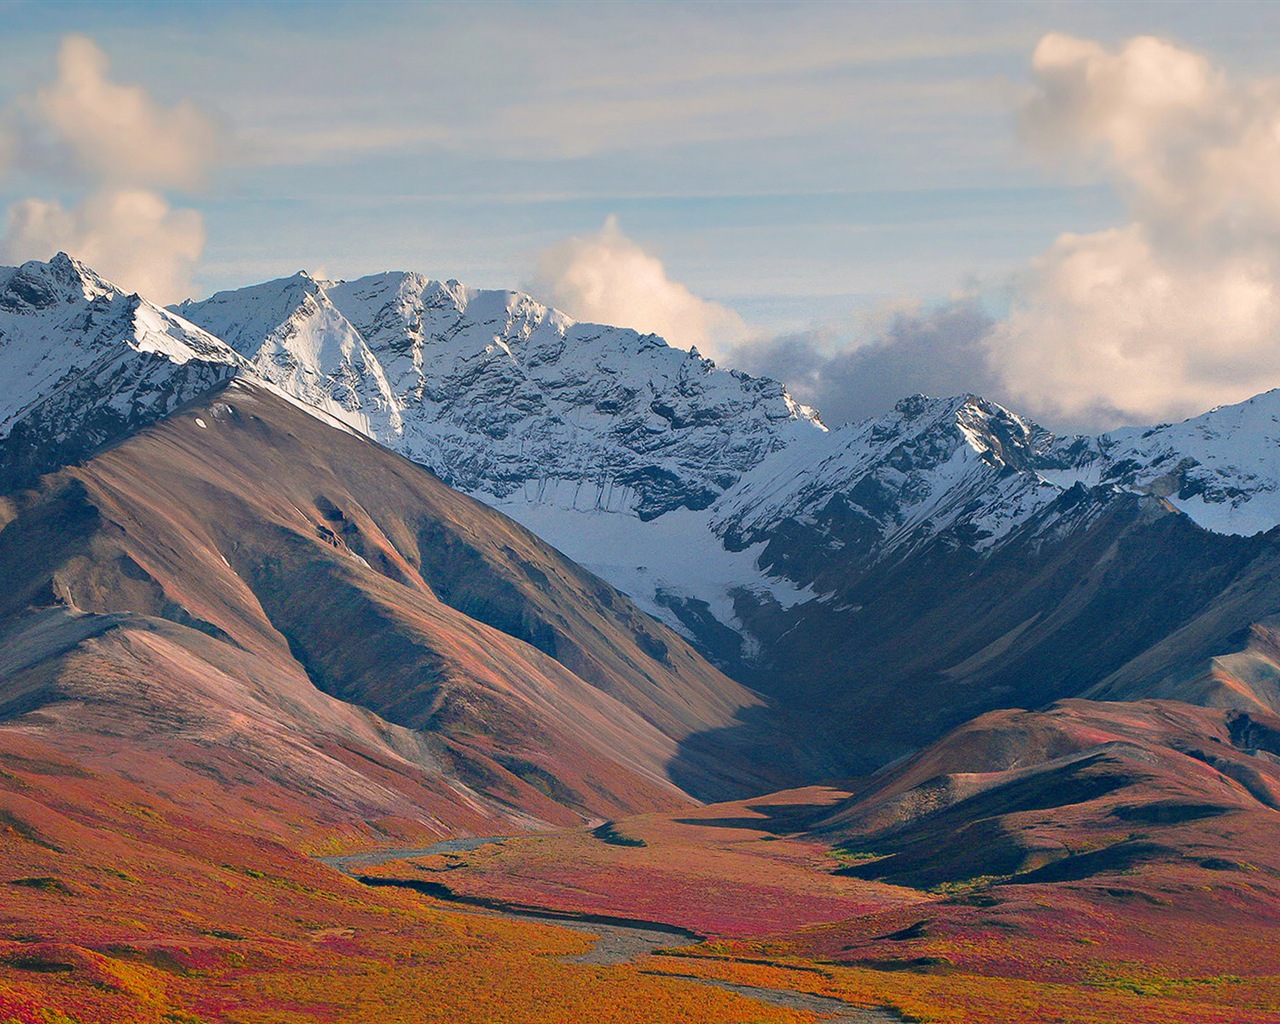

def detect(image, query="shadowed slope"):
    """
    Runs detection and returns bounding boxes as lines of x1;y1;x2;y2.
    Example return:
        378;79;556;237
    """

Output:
724;489;1280;772
816;699;1280;889
0;380;797;826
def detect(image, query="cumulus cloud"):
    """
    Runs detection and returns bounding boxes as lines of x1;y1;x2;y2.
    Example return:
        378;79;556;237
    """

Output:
34;35;222;189
988;33;1280;427
528;215;749;360
730;298;1003;426
2;190;205;302
529;216;1006;424
0;36;221;302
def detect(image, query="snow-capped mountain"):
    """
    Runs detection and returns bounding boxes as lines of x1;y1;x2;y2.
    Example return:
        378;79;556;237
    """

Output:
169;272;401;437
10;253;1280;673
0;253;244;486
711;388;1280;590
713;393;1067;563
176;271;825;521
1045;389;1280;537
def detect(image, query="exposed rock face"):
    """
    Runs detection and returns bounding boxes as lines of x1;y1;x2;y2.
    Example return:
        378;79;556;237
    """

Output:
713;393;1067;569
177;271;824;520
0;254;244;487
1044;388;1280;537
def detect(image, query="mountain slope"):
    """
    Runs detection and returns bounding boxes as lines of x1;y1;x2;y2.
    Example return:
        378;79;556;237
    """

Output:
0;377;805;825
726;487;1280;769
817;698;1280;889
0;254;244;488
0;605;520;839
176;271;825;520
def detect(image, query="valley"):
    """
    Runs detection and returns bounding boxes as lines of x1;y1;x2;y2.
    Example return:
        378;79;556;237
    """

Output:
1;254;1279;1022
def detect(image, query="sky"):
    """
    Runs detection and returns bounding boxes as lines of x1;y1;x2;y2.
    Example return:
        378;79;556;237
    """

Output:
3;0;1280;431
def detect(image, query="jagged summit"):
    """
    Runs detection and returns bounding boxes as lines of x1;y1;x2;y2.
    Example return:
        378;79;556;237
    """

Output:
712;390;1068;566
177;268;826;520
0;252;117;309
880;392;1054;470
0;255;244;484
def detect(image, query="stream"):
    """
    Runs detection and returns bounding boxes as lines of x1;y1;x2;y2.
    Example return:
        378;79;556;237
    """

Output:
318;838;903;1024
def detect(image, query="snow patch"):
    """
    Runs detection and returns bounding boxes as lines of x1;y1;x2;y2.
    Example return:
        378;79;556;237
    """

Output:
491;500;812;636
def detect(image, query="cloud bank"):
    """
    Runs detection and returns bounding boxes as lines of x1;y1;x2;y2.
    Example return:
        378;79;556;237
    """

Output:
730;299;1004;426
530;214;1003;425
0;36;220;302
530;34;1280;433
528;215;748;360
989;33;1280;427
4;190;205;302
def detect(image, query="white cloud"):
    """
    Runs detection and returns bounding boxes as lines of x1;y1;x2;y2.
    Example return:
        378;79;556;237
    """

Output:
1;189;205;304
989;33;1280;427
0;36;220;301
34;35;222;189
528;215;748;359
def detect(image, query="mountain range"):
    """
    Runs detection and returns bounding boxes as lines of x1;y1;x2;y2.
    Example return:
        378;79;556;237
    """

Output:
6;254;1280;767
3;252;1280;1022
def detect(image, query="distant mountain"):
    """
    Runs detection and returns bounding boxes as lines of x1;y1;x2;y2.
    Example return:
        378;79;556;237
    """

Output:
8;253;1280;781
175;271;824;520
708;395;1280;769
712;393;1065;565
716;387;1280;568
1048;389;1280;536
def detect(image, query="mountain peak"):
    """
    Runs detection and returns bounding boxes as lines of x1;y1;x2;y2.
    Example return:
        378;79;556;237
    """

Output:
0;252;118;311
177;267;825;519
0;254;245;486
47;251;119;300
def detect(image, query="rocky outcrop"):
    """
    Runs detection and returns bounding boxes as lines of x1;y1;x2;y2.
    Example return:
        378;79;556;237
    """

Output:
177;271;825;520
0;254;244;487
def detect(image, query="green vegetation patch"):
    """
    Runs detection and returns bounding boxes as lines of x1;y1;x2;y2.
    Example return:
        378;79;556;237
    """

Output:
3;954;76;973
0;810;63;852
9;876;74;895
591;821;647;847
1086;970;1244;997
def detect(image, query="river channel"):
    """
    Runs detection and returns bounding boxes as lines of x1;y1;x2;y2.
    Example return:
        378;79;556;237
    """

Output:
318;837;903;1024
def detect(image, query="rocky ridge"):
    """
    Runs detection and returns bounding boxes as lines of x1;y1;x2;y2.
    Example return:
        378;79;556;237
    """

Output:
176;270;826;521
0;254;244;486
8;255;1280;727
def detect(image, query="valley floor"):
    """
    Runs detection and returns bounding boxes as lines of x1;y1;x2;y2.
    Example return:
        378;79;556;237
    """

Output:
6;760;1279;1024
348;788;1280;1023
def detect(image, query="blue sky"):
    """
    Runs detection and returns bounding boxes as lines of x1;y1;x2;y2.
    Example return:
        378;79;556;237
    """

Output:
3;1;1280;428
0;2;1191;304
